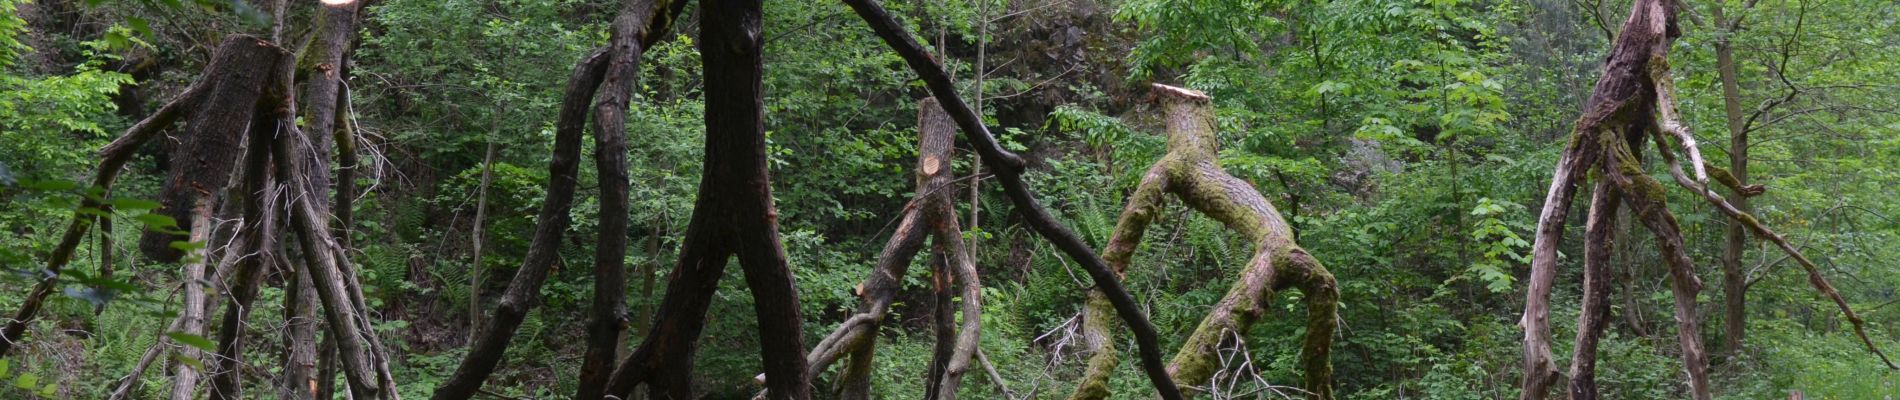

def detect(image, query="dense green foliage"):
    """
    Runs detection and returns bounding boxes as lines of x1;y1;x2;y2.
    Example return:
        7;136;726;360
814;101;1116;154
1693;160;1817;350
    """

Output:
3;0;1899;398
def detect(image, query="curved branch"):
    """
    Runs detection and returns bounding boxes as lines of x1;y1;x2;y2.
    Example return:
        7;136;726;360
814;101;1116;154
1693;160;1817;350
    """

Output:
841;2;1181;398
429;46;610;400
1655;137;1899;370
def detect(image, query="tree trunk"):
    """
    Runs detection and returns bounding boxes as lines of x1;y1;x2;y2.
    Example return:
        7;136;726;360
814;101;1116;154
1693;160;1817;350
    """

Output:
281;250;321;400
138;35;285;263
1601;122;1713;400
704;2;813;397
435;3;684;398
1518;132;1595;400
1520;0;1687;398
806;98;965;399
469;140;496;339
606;2;819;397
431;47;606;400
1069;85;1336;400
208;88;289;400
278;130;385;399
577;5;650;397
167;197;217;400
1711;3;1750;357
925;253;955;400
1566;181;1620;400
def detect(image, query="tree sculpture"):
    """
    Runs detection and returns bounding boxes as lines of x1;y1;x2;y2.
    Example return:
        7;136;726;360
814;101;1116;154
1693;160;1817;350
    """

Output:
1517;0;1895;399
598;1;815;398
1063;84;1338;400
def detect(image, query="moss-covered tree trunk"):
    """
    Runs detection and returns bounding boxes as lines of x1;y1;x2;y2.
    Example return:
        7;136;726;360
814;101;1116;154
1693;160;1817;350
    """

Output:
1070;84;1337;400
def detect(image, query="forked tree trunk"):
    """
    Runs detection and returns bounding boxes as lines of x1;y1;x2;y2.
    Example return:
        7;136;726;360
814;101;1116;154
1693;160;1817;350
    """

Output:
603;2;813;398
1069;85;1337;400
841;1;1183;398
1517;129;1596;400
1521;0;1714;399
433;2;685;399
0;41;284;394
1520;0;1673;397
138;35;284;263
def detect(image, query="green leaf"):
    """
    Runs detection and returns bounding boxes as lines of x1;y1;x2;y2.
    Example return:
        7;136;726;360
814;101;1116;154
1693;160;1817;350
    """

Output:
13;373;36;390
166;332;216;351
107;198;163;211
128;17;154;41
132;213;178;229
171;354;204;371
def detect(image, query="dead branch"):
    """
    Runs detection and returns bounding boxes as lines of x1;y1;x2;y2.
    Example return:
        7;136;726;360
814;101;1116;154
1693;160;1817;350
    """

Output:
841;1;1182;398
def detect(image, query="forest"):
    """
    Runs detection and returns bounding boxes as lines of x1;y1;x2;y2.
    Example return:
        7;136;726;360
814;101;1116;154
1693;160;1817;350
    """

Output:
2;0;1898;398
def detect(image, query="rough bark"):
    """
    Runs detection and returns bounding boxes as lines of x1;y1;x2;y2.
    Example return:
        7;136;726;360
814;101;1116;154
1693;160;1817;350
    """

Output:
933;236;983;400
703;1;813;397
1069;85;1336;400
435;2;685;398
139;36;285;263
281;251;322;400
297;1;359;208
278;130;385;399
208;93;287;400
841;1;1183;398
606;2;817;397
1521;0;1688;398
1518;132;1595;400
1566;181;1619;400
834;208;930;399
1601;120;1712;400
577;4;651;398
